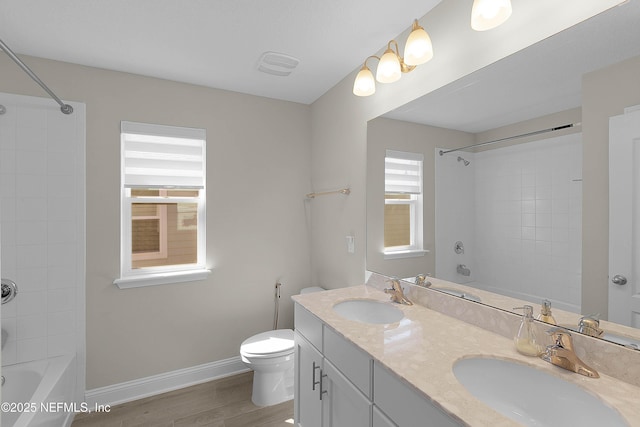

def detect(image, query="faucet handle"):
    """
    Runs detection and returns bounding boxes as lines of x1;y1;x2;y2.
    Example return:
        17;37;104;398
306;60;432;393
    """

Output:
546;327;573;348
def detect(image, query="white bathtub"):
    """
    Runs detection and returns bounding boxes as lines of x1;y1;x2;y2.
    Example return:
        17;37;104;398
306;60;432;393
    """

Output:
2;355;76;427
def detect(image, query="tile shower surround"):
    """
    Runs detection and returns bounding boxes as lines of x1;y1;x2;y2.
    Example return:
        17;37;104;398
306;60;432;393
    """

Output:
1;97;83;365
437;133;582;312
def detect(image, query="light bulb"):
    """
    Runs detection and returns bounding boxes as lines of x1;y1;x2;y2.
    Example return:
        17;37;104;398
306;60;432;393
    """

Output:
353;65;376;96
376;48;401;83
404;20;433;66
471;0;512;31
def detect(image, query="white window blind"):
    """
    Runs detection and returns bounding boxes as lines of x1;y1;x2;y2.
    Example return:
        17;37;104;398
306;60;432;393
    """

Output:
385;150;423;194
122;121;206;189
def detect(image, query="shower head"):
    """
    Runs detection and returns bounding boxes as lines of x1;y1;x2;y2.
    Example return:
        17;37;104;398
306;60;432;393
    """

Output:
457;156;470;166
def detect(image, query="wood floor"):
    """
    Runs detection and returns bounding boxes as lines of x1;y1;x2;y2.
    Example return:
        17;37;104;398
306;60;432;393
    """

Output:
71;372;294;427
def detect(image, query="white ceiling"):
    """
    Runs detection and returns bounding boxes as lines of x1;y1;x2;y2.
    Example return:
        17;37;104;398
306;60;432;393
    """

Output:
0;0;443;104
384;0;640;133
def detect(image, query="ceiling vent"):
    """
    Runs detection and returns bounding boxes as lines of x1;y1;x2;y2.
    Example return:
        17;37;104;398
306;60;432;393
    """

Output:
257;51;300;77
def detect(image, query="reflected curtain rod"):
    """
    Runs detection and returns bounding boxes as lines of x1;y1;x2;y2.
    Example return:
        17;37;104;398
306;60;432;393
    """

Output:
438;122;581;156
0;37;73;114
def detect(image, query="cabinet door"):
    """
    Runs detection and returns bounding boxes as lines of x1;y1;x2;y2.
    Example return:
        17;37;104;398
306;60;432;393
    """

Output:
373;406;397;427
295;332;323;427
322;359;372;427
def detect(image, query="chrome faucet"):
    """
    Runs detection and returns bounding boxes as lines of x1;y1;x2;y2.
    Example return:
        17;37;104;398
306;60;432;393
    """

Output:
578;315;604;338
541;328;599;378
384;278;413;305
415;274;432;288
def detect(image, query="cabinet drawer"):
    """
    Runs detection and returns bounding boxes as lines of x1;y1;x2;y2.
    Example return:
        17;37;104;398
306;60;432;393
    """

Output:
295;303;323;351
323;326;372;398
373;362;461;427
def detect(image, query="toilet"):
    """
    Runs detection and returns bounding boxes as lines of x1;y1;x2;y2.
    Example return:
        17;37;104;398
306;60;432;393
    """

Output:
240;286;324;406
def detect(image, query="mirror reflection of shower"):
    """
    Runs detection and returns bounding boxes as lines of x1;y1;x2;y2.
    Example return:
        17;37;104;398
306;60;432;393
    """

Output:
436;133;583;314
457;156;470;166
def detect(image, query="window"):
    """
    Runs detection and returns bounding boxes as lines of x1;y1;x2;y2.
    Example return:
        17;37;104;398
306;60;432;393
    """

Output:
115;121;209;288
384;150;425;257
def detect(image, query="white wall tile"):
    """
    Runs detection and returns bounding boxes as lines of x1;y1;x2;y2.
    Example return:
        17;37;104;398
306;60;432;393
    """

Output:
1;96;84;368
47;221;77;244
48;289;75;313
16;220;47;245
47;311;76;335
16;149;47;176
16;174;47;197
2;340;17;365
17;337;47;363
47;333;75;357
16;291;47;316
15;267;47;292
16;314;47;340
16;244;47;269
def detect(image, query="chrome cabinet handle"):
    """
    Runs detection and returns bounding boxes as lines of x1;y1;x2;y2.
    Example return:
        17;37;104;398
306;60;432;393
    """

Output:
312;361;320;390
319;371;328;400
612;275;628;286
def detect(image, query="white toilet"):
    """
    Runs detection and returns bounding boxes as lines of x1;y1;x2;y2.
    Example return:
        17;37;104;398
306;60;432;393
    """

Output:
240;286;324;406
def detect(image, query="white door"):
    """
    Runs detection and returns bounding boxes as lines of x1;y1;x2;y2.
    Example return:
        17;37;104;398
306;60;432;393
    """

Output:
609;107;640;327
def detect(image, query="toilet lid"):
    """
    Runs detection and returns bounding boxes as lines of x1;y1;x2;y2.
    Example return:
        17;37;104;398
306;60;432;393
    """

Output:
240;329;295;358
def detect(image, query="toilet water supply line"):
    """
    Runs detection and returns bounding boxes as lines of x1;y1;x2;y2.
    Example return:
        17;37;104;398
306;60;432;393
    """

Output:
274;282;282;330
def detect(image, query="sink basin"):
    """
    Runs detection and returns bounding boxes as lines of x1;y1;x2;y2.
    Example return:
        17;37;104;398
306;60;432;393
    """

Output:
432;287;481;302
332;299;404;324
453;357;627;427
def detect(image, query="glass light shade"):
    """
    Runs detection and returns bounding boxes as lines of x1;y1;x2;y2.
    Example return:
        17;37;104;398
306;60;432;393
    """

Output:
376;49;402;83
471;0;512;31
353;66;376;96
404;24;433;66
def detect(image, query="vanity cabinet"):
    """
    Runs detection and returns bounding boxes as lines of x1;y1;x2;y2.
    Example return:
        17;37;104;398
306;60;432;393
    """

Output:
295;304;372;427
294;303;462;427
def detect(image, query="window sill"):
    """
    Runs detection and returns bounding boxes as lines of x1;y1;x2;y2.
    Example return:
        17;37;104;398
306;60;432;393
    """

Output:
383;249;429;260
114;269;211;289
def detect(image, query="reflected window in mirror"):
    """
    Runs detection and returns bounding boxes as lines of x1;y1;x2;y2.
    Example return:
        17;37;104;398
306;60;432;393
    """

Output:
384;150;424;256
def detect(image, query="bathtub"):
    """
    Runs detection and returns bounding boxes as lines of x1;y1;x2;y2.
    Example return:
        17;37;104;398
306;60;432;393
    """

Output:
2;355;76;427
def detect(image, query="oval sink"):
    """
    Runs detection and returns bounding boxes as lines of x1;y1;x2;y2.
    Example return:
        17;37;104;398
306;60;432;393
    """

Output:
453;357;628;427
333;299;404;324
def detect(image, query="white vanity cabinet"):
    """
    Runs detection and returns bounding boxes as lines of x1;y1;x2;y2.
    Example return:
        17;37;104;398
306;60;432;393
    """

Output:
294;303;463;427
294;304;372;427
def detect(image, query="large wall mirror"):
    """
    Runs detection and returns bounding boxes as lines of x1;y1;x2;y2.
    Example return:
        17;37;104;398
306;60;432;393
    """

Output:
366;2;640;348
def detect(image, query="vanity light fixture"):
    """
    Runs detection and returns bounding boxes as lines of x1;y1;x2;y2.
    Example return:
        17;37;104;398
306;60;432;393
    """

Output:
353;56;378;96
404;19;434;66
471;0;512;31
353;19;433;97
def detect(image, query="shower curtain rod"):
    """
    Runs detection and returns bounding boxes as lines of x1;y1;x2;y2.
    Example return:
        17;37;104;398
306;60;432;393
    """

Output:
438;122;580;156
0;37;73;114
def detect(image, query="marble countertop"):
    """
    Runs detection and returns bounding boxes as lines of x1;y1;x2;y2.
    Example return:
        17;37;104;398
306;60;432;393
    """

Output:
292;285;640;427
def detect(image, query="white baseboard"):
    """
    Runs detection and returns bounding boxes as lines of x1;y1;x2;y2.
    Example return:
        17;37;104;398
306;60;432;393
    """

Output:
84;356;249;408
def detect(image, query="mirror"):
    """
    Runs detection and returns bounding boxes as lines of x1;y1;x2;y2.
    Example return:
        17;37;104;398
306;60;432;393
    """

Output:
366;2;640;348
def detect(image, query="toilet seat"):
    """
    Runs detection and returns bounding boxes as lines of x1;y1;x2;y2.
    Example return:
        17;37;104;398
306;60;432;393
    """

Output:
240;329;294;359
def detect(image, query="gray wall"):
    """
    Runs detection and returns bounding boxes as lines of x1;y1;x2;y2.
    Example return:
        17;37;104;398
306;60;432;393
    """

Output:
0;54;312;389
